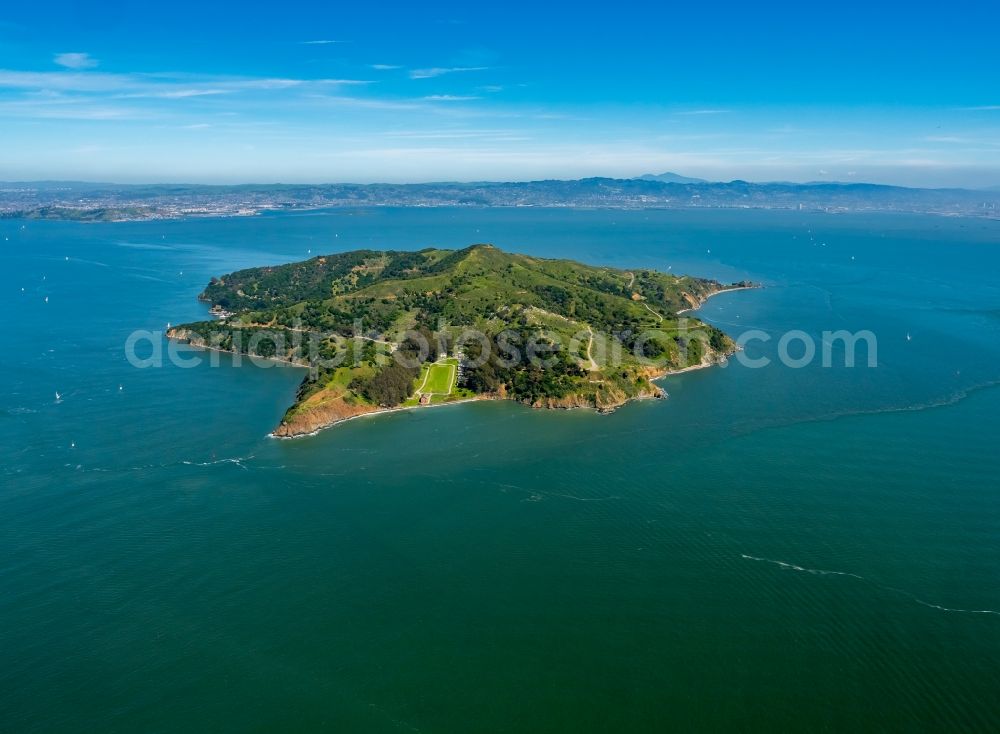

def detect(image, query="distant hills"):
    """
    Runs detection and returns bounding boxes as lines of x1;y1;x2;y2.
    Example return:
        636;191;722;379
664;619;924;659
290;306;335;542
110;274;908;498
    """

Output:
636;171;709;184
1;176;998;220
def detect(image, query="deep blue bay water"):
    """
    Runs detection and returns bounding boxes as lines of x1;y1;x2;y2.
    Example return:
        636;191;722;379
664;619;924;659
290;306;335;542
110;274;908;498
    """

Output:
2;208;999;731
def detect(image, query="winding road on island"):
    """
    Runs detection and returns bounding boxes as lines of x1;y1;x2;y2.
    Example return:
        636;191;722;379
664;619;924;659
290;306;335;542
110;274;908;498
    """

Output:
585;327;599;371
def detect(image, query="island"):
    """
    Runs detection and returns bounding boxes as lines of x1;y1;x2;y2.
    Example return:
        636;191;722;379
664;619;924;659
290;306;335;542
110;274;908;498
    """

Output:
167;245;754;437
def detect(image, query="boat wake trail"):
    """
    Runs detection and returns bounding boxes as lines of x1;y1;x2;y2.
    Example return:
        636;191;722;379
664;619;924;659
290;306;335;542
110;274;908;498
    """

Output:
741;554;1000;617
182;454;256;471
498;482;620;502
741;554;865;580
731;377;1000;440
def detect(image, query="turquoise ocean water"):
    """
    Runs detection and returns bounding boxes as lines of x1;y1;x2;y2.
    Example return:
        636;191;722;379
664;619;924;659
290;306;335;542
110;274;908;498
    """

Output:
2;208;999;731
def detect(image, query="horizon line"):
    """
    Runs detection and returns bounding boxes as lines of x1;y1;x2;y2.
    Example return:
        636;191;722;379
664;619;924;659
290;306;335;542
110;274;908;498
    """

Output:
1;176;995;192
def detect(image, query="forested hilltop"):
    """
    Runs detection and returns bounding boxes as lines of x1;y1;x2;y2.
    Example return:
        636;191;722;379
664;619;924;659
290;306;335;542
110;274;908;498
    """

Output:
167;245;750;436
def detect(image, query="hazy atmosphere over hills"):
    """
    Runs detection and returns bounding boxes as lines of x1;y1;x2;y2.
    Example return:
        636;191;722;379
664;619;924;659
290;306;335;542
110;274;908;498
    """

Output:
2;176;998;220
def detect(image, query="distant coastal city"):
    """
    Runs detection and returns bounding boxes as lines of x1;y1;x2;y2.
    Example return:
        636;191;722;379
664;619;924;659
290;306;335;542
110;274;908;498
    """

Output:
2;175;998;222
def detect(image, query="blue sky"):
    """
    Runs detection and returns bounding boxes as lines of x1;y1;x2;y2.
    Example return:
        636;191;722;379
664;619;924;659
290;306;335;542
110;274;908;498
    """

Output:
1;0;998;186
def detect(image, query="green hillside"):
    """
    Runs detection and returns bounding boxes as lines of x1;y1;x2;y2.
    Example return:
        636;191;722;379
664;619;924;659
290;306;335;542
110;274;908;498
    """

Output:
168;245;748;436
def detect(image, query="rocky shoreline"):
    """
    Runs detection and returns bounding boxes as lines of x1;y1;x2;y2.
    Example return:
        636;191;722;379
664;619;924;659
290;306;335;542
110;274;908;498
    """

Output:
270;349;735;438
168;272;753;439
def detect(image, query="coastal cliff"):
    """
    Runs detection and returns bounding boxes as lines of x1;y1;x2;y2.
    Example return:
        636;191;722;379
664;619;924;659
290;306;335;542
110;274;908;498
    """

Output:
272;396;380;437
267;347;735;438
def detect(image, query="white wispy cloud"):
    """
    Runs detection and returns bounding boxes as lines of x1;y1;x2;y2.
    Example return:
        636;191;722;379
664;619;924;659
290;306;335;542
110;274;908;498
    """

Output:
674;109;730;116
921;135;1000;148
924;135;970;144
235;77;371;89
118;88;229;99
54;52;98;69
957;105;1000;111
409;66;488;79
0;70;125;92
303;94;425;111
767;125;803;134
380;129;527;141
371;64;401;71
0;97;151;120
300;40;344;45
422;95;480;102
0;69;380;125
0;70;371;96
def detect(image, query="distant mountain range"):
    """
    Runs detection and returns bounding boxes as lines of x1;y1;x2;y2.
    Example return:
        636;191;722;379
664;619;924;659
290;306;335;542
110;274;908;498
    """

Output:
635;171;710;184
1;177;998;220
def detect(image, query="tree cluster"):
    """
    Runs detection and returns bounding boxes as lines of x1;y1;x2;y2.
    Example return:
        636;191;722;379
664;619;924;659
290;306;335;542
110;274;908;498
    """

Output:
459;329;586;401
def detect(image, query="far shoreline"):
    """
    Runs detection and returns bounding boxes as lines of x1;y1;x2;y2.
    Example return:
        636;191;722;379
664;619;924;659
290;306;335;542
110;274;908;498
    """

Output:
5;204;998;226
